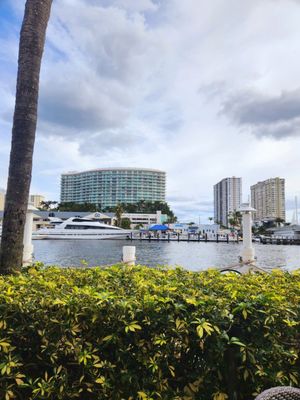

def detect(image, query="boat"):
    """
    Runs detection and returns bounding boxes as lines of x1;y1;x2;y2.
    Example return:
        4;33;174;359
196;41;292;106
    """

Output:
252;237;261;243
33;217;133;240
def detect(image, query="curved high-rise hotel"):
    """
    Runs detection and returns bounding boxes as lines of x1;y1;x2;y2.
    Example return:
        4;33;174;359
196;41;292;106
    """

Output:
61;168;166;209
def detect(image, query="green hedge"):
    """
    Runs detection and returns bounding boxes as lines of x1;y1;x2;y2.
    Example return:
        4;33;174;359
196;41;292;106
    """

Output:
0;265;299;400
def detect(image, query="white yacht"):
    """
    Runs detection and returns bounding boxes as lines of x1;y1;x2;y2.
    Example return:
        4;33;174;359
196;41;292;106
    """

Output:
33;217;133;240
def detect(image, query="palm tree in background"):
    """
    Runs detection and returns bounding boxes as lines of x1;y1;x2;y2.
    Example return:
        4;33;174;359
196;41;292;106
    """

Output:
166;215;177;223
275;217;285;227
228;210;242;230
138;199;146;213
114;203;124;227
39;200;58;211
0;0;53;274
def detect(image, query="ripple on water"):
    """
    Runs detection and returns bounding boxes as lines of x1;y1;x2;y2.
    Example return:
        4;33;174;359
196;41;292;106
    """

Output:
33;240;300;271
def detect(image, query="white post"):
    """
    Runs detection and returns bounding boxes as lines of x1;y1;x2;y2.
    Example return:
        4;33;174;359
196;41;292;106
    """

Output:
122;246;136;266
23;205;35;266
156;210;162;224
239;203;256;264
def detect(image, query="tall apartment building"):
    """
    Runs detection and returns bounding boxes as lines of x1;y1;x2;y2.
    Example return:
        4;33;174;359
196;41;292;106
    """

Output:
61;168;166;209
214;177;242;227
251;177;285;222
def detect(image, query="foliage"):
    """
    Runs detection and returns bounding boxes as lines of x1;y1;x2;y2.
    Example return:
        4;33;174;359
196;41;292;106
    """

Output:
252;225;267;236
104;200;176;220
228;210;242;230
39;201;58;211
114;203;124;227
40;200;177;221
0;266;299;399
166;215;178;223
134;223;145;229
57;202;99;212
120;218;131;229
274;218;285;227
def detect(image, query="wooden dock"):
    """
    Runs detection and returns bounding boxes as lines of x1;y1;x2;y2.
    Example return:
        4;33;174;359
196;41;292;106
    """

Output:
126;233;300;245
127;233;239;243
260;237;300;245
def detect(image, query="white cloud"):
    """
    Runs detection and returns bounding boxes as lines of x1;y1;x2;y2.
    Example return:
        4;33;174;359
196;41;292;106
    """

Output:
1;0;300;220
222;89;300;139
108;0;159;12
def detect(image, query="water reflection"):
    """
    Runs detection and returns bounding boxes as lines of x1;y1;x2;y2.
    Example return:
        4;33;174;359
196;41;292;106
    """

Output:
33;240;300;271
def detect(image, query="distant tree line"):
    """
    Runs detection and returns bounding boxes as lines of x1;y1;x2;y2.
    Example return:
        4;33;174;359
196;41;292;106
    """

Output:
39;201;97;212
38;200;177;222
103;200;177;222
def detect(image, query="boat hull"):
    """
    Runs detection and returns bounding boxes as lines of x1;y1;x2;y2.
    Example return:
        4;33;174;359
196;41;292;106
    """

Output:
32;232;131;240
32;215;134;239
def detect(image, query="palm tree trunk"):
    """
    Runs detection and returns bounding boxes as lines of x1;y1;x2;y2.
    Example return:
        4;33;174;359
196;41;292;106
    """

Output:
0;0;52;274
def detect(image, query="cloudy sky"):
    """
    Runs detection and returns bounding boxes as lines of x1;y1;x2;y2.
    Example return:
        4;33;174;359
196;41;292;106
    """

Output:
1;0;300;222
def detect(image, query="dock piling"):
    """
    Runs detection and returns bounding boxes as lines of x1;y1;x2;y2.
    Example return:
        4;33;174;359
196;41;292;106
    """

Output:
239;203;256;263
23;205;35;266
122;246;136;266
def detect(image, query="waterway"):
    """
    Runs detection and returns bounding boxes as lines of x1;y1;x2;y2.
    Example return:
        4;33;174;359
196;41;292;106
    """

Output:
33;240;300;271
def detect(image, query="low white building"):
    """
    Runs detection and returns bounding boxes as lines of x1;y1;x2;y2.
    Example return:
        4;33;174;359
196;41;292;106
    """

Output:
167;223;189;233
110;210;166;228
271;225;300;239
198;224;220;236
168;223;220;237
